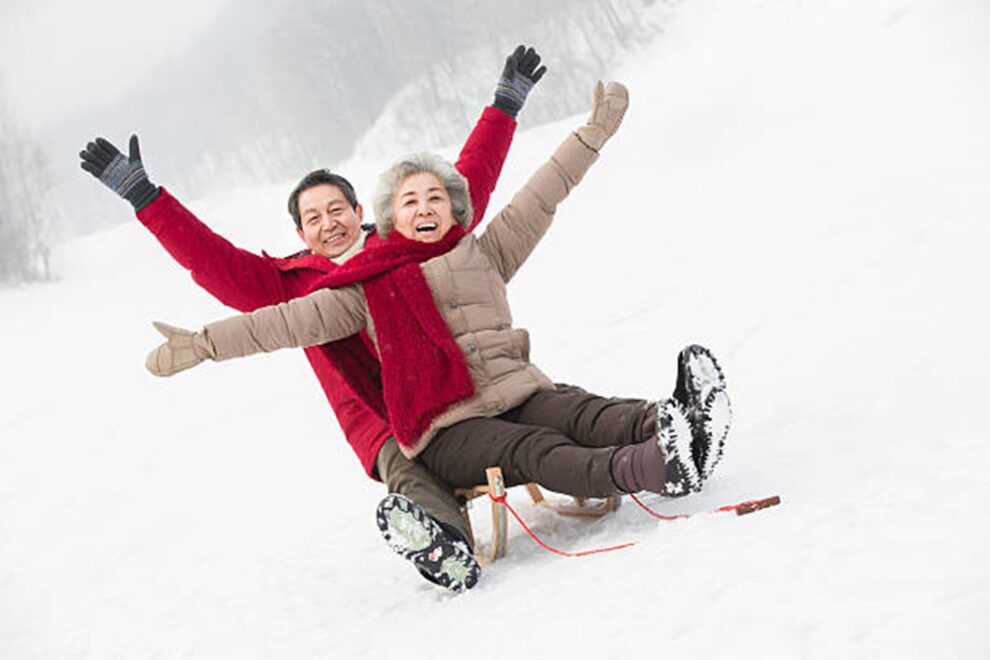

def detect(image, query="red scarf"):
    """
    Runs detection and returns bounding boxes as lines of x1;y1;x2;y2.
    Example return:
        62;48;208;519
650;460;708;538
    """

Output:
306;226;475;448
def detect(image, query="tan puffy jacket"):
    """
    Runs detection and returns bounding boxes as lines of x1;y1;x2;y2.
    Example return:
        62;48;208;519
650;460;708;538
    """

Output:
205;133;599;458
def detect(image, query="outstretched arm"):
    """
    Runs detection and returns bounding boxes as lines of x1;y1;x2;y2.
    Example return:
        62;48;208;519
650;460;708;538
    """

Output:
479;81;629;282
81;136;289;311
146;284;368;377
456;45;547;232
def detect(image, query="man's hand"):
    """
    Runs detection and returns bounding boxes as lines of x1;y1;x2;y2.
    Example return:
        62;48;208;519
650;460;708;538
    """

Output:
145;321;216;377
574;81;629;152
492;45;547;119
80;135;160;212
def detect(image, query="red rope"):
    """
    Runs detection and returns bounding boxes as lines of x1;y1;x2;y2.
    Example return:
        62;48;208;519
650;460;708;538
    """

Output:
488;491;781;558
630;493;779;519
629;493;692;520
489;492;638;557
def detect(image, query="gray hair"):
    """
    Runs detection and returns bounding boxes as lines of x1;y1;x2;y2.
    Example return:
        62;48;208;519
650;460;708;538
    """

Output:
373;152;473;238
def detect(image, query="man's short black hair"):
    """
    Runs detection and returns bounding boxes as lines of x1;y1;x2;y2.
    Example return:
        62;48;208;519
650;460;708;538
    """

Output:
287;169;359;229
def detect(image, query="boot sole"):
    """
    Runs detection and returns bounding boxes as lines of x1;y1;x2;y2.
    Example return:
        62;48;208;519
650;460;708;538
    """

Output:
376;495;480;592
679;345;726;403
657;400;701;496
675;345;731;481
700;389;732;480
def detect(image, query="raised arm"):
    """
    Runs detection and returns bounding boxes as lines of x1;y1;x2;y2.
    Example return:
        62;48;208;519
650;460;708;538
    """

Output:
479;81;628;282
137;190;289;309
146;285;368;377
81;136;288;311
456;108;515;231
457;45;546;231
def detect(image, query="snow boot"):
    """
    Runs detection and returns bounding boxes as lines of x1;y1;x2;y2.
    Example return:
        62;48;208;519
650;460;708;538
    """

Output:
611;398;700;496
376;494;480;593
672;345;732;482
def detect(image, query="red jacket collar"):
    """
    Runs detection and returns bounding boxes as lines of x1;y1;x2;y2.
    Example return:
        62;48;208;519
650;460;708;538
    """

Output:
262;249;340;274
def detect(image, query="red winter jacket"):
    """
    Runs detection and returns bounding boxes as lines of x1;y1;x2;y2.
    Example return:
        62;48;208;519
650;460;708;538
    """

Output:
136;106;516;478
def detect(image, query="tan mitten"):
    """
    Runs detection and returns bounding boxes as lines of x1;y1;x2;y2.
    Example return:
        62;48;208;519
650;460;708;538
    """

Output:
574;81;629;152
145;321;216;377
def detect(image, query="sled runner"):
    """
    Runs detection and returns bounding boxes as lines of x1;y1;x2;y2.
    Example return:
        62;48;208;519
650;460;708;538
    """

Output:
455;467;620;564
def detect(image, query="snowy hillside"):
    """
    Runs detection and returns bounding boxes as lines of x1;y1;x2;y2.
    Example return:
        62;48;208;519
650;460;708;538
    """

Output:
2;0;989;658
46;0;665;240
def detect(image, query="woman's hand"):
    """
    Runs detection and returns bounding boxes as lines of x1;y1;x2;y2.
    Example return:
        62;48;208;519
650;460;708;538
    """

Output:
145;322;216;377
575;81;629;152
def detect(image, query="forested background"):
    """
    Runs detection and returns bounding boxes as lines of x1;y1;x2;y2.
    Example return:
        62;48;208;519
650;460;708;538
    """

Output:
0;0;670;285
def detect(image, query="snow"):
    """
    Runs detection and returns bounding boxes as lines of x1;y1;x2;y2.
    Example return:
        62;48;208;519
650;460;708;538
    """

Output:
2;0;989;657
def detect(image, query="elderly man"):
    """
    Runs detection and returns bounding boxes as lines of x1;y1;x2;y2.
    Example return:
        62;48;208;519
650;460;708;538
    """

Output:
80;46;548;592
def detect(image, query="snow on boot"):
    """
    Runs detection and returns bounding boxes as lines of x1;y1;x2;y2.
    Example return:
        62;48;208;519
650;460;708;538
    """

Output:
672;345;732;481
611;399;700;496
376;494;480;593
698;388;732;480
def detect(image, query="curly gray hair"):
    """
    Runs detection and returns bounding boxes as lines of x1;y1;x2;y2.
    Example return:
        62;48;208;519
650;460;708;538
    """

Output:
373;152;473;238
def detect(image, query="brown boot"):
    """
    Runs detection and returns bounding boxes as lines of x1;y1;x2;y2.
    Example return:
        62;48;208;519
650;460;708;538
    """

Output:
610;399;700;497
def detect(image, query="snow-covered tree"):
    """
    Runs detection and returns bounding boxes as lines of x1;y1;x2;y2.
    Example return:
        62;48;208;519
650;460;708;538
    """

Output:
0;82;52;284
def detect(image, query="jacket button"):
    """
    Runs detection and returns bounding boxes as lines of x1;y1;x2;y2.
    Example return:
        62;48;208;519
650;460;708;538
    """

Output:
448;301;460;309
467;344;478;353
495;402;506;412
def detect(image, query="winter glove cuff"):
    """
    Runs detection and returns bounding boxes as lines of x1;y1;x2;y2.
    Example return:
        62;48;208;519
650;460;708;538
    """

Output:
129;181;162;212
492;45;546;119
101;154;159;211
493;75;535;118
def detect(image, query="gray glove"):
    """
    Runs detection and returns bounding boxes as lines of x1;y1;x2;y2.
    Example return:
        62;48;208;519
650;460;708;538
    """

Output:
80;135;160;212
492;45;547;119
145;322;216;377
574;81;629;152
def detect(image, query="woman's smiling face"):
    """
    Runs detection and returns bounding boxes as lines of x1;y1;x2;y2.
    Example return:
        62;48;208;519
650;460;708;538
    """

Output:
392;172;456;243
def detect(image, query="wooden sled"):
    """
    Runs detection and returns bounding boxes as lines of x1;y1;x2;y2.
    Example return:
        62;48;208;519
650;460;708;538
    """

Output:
454;466;620;564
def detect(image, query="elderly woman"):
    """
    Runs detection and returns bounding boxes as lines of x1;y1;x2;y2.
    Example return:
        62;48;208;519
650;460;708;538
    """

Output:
148;81;732;588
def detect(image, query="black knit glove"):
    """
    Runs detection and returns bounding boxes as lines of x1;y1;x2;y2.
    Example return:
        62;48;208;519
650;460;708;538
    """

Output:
80;135;160;212
492;45;547;119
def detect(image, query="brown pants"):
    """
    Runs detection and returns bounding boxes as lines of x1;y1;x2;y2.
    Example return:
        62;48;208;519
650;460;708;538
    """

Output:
375;438;472;546
419;384;657;499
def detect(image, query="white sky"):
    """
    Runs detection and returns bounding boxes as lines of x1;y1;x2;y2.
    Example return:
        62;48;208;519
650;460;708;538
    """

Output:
0;0;229;129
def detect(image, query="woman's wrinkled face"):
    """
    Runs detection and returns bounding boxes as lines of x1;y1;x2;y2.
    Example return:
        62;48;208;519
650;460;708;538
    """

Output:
392;172;455;243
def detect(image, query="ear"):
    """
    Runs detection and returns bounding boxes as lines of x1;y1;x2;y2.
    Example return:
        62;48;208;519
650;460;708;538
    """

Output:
296;227;306;242
355;203;364;222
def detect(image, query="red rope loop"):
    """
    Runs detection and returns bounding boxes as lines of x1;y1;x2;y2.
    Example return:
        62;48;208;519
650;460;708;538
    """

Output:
488;491;637;557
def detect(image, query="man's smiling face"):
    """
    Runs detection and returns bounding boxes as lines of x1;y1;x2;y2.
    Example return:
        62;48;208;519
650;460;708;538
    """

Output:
296;183;364;259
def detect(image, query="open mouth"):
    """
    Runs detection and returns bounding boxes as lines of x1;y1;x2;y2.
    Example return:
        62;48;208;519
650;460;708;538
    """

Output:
416;223;438;234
